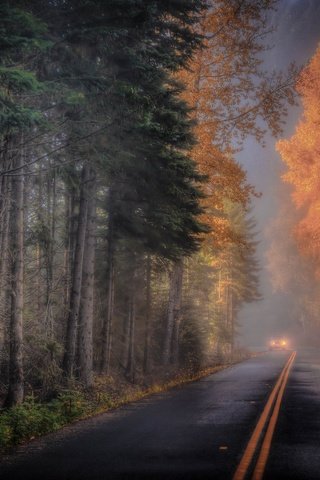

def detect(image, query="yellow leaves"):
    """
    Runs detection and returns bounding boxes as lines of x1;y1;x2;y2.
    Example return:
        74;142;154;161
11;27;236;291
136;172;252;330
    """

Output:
175;3;272;251
294;210;320;264
297;45;320;115
276;43;320;267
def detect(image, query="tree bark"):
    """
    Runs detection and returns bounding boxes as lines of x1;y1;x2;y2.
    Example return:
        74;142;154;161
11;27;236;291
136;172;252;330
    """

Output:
125;279;136;383
44;166;56;336
78;167;96;388
0;151;12;378
170;261;183;364
62;166;90;377
170;297;183;365
229;270;234;361
162;258;184;366
5;144;24;407
100;186;115;374
63;188;76;321
143;254;152;374
0;176;11;331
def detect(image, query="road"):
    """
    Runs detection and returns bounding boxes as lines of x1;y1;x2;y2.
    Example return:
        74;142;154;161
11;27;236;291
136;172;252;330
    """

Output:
1;349;320;480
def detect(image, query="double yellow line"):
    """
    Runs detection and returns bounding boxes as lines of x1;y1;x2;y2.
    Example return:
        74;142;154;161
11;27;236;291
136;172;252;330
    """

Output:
233;351;296;480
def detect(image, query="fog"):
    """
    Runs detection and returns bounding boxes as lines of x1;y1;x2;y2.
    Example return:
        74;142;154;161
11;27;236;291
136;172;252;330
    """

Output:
237;0;320;348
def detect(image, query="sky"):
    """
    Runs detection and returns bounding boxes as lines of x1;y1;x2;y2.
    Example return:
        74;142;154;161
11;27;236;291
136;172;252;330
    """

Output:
236;0;320;347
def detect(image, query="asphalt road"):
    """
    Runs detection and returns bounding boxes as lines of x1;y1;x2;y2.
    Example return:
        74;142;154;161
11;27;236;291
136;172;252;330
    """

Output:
1;349;320;480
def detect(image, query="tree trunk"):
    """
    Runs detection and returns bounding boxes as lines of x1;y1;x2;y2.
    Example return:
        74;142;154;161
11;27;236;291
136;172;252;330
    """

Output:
100;186;115;374
5;144;24;407
170;261;183;364
44;167;56;336
0;164;11;378
229;274;234;361
162;258;184;366
36;165;43;324
170;307;182;365
78;167;96;388
0;176;11;331
143;255;152;374
62;166;90;377
63;188;76;321
45;171;52;314
121;298;130;369
125;280;136;383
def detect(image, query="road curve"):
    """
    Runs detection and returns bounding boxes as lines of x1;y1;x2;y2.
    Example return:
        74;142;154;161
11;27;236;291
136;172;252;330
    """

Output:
1;350;319;480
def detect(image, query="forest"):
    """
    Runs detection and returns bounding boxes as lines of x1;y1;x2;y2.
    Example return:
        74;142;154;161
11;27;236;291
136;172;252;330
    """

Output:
0;0;300;445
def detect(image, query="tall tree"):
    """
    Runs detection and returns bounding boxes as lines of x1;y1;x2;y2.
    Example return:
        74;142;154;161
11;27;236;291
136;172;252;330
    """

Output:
177;0;297;246
277;44;320;275
162;259;184;365
63;167;89;377
0;3;48;406
78;167;96;388
5;147;25;407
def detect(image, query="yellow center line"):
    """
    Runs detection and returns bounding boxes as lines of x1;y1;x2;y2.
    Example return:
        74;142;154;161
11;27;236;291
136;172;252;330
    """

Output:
252;351;296;480
232;351;296;480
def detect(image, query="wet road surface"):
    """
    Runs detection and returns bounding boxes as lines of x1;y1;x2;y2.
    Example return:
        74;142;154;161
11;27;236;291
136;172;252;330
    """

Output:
1;349;320;480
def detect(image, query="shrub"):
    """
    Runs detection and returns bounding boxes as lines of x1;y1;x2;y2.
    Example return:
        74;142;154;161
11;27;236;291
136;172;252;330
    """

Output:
0;390;89;451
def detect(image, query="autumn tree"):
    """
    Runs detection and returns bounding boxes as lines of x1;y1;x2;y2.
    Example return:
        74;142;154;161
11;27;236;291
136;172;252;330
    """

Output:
265;199;320;343
166;0;296;364
277;44;320;275
178;0;297;233
272;44;320;341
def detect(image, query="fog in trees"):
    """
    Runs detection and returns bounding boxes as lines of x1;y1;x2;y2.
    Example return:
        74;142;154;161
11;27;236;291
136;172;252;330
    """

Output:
1;0;319;415
237;0;320;348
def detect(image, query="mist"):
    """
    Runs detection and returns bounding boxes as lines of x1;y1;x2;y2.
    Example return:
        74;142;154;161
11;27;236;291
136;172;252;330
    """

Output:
237;0;320;348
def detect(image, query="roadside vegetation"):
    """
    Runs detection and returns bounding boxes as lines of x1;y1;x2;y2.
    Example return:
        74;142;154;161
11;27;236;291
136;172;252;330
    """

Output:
0;353;253;452
0;0;296;448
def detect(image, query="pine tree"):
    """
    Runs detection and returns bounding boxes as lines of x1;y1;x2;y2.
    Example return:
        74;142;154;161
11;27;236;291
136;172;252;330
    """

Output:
0;3;49;406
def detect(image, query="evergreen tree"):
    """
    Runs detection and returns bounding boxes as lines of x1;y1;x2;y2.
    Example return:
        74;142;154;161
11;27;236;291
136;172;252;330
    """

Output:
0;3;49;406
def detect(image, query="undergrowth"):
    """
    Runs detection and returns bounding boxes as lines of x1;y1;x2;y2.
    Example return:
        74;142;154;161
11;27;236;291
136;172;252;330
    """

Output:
0;362;241;452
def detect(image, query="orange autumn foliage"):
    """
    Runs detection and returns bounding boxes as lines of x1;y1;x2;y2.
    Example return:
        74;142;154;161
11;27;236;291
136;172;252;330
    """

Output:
277;44;320;273
176;2;264;248
176;1;296;250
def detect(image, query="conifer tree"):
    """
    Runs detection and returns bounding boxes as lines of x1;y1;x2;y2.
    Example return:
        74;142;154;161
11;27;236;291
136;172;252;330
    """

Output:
0;3;48;406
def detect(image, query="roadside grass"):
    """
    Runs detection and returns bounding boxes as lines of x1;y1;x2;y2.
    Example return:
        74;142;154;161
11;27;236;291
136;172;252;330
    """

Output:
0;352;250;452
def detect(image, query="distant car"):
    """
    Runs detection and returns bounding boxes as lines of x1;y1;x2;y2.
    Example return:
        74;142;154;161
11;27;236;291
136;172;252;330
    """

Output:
269;338;288;351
